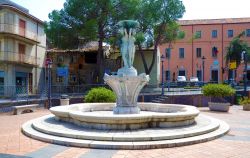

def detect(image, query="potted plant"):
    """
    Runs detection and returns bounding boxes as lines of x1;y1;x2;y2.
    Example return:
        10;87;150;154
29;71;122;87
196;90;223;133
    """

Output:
239;97;250;111
202;84;235;112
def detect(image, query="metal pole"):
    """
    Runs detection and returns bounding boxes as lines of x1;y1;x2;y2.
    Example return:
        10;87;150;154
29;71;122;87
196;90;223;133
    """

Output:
161;60;164;96
168;57;170;92
202;58;205;84
244;52;247;96
48;63;52;109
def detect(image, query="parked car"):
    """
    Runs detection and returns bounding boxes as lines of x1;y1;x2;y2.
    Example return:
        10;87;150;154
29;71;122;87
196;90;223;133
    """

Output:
177;76;187;82
190;77;199;86
190;77;199;82
177;76;187;87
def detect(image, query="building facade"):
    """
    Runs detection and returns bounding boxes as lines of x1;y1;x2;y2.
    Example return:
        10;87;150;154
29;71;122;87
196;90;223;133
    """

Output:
160;18;250;83
0;0;46;96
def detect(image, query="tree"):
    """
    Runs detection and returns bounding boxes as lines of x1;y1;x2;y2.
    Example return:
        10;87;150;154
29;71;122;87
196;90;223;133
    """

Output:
45;0;140;82
135;0;185;75
226;32;250;80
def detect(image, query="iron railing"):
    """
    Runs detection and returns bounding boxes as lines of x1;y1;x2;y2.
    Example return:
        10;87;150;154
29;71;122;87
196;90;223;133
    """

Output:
0;82;248;98
0;23;39;42
0;51;39;66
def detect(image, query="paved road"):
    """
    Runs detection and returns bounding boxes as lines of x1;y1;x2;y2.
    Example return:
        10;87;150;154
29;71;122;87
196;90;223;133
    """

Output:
0;106;250;158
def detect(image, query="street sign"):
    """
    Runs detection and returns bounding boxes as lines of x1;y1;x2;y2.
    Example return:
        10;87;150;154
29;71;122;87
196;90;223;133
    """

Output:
57;67;68;77
213;60;219;65
45;58;52;67
229;61;236;70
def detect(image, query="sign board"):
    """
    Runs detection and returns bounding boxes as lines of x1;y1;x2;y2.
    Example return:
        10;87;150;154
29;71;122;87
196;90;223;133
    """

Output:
45;58;52;67
57;67;68;77
213;60;219;65
229;61;237;70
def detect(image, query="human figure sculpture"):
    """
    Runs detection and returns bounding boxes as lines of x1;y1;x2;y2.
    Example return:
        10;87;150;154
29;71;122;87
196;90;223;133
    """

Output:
118;20;138;69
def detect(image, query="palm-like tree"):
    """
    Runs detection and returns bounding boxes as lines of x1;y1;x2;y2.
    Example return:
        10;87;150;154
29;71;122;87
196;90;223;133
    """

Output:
226;32;249;67
226;32;250;80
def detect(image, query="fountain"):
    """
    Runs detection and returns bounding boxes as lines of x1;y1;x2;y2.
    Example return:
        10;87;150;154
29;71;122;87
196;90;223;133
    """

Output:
22;20;229;149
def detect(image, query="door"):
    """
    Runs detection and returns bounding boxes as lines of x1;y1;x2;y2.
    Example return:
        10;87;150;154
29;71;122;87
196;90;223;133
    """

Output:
28;73;33;93
0;71;4;95
197;70;202;81
211;70;219;83
16;72;27;94
18;43;25;63
19;19;26;36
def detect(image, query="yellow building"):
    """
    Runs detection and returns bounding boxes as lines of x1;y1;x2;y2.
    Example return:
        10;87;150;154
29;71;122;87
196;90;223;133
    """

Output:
0;0;46;97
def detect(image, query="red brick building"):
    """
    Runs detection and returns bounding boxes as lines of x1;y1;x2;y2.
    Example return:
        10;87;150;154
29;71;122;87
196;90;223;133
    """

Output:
160;18;250;83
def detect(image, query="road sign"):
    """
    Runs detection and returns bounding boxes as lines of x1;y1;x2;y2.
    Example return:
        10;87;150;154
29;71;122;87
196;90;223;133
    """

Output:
57;67;68;77
229;61;236;70
45;58;52;67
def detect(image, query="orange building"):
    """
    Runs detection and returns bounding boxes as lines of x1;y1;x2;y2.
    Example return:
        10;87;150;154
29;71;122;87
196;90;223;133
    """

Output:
160;18;250;83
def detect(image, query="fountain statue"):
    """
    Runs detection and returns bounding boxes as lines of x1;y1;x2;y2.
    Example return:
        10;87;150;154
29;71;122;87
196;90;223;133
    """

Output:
22;20;230;150
104;20;149;114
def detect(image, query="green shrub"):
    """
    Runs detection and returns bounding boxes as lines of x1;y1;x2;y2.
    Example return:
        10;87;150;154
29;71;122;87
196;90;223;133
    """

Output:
84;87;116;103
239;97;250;105
202;84;235;97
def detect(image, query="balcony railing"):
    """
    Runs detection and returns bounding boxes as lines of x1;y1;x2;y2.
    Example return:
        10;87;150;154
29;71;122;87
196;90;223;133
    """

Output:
0;23;38;42
0;51;40;66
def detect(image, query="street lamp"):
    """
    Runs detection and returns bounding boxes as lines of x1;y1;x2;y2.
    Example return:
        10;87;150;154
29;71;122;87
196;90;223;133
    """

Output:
161;54;165;95
202;56;206;84
242;51;247;96
47;61;53;109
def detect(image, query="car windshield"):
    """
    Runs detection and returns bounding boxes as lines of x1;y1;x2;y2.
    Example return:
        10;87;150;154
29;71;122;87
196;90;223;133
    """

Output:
190;77;198;81
177;76;186;80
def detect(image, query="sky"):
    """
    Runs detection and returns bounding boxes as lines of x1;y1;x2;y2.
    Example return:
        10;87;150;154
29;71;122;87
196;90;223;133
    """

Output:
11;0;250;21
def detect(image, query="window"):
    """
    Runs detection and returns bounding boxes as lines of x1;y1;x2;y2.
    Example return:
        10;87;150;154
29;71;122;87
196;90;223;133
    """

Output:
246;29;250;37
212;47;218;58
195;31;201;38
179;48;185;58
196;48;202;58
165;48;171;59
57;55;64;62
165;70;170;81
178;70;185;76
212;30;217;38
70;56;77;63
19;19;26;36
228;30;233;38
197;70;202;81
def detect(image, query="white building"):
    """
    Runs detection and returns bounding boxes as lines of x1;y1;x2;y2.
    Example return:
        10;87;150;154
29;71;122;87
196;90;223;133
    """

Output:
0;0;46;97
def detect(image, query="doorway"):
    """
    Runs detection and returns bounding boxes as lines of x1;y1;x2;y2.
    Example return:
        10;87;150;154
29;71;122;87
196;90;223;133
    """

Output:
16;72;27;94
211;70;219;83
19;19;26;36
18;43;25;63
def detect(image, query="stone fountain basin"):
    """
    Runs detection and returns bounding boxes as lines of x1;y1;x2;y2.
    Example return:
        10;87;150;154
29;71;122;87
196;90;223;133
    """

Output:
50;103;200;130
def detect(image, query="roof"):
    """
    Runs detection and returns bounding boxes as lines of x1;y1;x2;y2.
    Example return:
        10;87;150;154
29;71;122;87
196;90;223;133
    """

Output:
178;18;250;25
0;0;43;24
0;0;29;13
47;41;110;53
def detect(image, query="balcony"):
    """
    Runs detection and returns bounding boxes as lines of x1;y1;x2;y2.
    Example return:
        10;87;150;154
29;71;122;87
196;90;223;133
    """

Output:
0;23;39;43
0;51;40;66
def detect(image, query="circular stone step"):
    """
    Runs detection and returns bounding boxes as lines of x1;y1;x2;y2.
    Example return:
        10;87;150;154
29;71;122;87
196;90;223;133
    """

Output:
22;114;230;149
31;114;220;142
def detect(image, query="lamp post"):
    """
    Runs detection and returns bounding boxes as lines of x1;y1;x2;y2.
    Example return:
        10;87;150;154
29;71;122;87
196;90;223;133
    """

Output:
161;54;165;95
202;56;206;84
242;51;247;96
47;61;52;109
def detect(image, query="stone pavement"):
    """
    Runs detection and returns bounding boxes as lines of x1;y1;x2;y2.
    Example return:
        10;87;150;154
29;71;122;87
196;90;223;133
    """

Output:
0;106;250;158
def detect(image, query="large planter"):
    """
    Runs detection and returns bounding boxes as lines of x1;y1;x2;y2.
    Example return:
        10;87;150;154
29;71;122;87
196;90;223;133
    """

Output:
243;104;250;111
208;102;230;112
